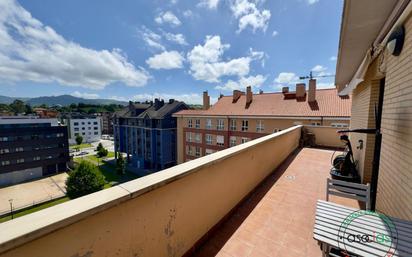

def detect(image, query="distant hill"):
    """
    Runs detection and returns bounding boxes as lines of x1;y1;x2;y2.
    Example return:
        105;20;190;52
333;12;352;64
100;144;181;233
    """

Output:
0;94;127;106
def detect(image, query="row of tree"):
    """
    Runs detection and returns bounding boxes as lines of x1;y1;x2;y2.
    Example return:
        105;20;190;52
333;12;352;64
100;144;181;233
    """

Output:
0;100;32;114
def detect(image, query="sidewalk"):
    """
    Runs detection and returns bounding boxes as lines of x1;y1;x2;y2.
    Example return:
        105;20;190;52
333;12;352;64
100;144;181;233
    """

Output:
0;173;68;216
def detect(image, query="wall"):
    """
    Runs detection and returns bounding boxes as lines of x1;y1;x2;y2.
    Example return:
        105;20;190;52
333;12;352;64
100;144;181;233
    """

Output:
375;12;412;220
0;167;42;187
0;126;301;257
305;126;345;148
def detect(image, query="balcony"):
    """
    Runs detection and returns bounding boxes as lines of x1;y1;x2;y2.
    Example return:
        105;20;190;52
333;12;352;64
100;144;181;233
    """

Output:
0;125;353;257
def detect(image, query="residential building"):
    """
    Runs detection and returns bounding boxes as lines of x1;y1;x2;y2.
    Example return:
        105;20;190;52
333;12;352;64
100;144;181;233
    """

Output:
173;84;351;163
62;114;102;144
33;108;59;118
0;117;69;186
99;112;114;135
113;99;188;171
335;0;412;219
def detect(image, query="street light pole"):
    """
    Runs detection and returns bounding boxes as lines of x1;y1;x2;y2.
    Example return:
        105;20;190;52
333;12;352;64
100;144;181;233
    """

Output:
8;199;13;219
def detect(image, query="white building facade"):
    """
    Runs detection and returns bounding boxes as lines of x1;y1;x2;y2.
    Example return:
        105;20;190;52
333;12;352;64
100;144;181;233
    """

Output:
68;117;102;144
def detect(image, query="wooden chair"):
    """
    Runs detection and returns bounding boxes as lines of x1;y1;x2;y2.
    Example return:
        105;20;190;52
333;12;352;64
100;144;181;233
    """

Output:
326;178;371;210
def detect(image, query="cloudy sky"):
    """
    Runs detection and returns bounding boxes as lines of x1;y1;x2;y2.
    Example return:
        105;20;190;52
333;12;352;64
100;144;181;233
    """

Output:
0;0;342;104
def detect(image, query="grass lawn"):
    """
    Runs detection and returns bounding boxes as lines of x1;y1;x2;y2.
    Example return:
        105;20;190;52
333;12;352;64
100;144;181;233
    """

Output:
0;197;70;223
85;151;115;163
69;143;92;150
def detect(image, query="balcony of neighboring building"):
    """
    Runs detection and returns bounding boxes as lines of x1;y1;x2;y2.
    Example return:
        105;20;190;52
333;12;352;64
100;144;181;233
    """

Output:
0;125;358;257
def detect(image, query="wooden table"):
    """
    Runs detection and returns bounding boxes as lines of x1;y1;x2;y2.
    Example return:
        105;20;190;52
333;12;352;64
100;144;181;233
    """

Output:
313;200;412;257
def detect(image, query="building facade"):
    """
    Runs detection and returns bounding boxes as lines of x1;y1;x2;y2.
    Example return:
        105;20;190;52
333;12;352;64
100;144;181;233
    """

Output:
63;115;102;144
0;117;69;186
114;99;188;171
174;83;351;163
100;112;114;135
335;0;412;220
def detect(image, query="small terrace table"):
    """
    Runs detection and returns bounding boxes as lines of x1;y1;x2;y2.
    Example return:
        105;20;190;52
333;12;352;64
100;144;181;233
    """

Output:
313;200;412;257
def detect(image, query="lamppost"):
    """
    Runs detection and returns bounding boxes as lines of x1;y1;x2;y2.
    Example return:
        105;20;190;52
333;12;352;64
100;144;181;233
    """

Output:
8;199;13;219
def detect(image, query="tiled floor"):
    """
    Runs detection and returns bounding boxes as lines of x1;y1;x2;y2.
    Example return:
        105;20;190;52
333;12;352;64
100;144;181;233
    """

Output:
192;147;361;257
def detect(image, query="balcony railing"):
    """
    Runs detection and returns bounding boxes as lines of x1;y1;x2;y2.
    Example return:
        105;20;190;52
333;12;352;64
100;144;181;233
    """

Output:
0;126;303;257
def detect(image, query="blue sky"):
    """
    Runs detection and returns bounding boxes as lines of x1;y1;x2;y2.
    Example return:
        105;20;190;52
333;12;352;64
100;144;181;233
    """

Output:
0;0;342;104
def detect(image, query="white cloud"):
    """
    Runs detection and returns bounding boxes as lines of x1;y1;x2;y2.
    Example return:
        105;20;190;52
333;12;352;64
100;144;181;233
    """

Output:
183;10;193;17
316;82;335;89
139;26;165;51
187;35;262;83
198;0;220;9
132;92;217;105
307;0;320;5
146;51;185;70
272;30;278;37
155;11;181;26
230;0;271;33
330;56;337;61
215;74;267;91
0;0;151;89
163;32;188;45
71;91;99;99
311;65;327;72
274;72;299;84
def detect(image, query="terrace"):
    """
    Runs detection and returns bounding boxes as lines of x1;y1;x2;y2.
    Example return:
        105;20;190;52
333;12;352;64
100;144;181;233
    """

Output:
0;125;358;257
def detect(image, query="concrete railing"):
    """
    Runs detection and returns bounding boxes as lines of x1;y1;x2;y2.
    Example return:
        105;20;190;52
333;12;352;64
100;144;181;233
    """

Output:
0;126;302;257
305;126;345;148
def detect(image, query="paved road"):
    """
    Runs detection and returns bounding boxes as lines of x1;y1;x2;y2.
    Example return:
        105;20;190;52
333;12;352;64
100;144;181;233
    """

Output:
0;173;68;216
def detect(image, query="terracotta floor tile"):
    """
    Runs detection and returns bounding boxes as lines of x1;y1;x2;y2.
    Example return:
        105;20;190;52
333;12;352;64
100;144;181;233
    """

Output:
192;148;358;257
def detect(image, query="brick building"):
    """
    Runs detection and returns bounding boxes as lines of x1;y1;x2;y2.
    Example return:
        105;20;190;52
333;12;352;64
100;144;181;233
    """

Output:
173;80;351;163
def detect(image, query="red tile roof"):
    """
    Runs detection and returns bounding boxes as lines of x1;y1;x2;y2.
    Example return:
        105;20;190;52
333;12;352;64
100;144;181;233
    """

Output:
174;88;351;117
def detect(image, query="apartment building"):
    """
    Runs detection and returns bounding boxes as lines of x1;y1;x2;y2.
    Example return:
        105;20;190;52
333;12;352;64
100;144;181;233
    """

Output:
0;117;69;186
100;112;114;135
174;80;351;163
335;0;412;219
113;99;188;171
62;114;102;144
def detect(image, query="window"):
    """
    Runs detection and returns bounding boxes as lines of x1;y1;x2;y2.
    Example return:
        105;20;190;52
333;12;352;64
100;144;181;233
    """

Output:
94;132;98;135
74;133;79;136
241;137;249;144
242;120;248;131
82;127;85;130
217;119;224;130
1;160;10;166
74;128;79;131
81;122;85;125
94;127;98;130
82;132;86;135
195;133;201;143
33;156;41;161
205;134;212;145
230;119;237;131
56;133;64;137
0;137;8;142
273;128;281;133
15;147;24;152
216;135;224;146
195;119;200;128
186;145;193;156
188;119;193;128
93;122;98;125
73;122;79;126
16;158;24;164
186;132;192;142
331;123;349;128
311;122;321;126
206;119;212;129
0;148;9;154
205;149;214;155
256;120;264;132
195;146;201;157
88;122;91;125
230;136;236;147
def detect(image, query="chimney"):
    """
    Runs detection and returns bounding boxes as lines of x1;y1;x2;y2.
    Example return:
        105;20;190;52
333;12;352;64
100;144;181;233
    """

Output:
259;89;263;94
219;94;224;100
282;87;289;94
246;86;253;108
232;90;243;103
169;99;175;104
308;79;316;102
128;101;134;111
295;83;306;98
203;91;210;110
154;98;164;110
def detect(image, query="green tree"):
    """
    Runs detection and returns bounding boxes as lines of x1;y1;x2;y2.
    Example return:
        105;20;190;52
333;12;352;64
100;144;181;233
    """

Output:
116;154;126;175
25;104;33;114
65;161;105;199
96;143;103;152
75;135;83;145
97;148;108;158
9;99;26;114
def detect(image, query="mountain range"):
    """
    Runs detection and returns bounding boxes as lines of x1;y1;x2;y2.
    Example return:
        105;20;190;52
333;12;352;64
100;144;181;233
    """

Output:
0;95;127;106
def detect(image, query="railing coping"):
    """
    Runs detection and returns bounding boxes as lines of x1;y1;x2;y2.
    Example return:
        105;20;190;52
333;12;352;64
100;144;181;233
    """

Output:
0;125;302;254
